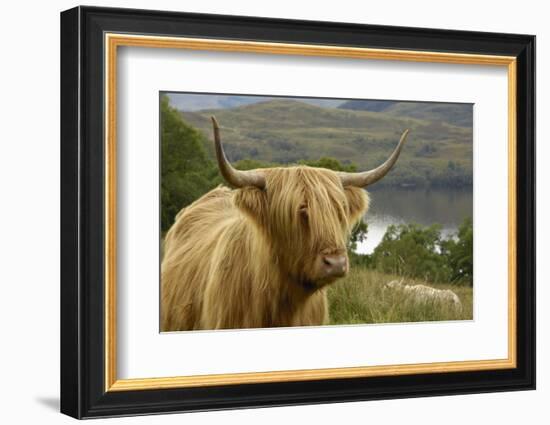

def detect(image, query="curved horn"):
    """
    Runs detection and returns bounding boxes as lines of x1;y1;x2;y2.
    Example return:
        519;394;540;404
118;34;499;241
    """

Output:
211;116;266;189
338;129;410;187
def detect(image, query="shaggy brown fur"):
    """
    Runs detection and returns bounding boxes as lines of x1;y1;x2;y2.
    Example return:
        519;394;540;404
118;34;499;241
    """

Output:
161;166;369;331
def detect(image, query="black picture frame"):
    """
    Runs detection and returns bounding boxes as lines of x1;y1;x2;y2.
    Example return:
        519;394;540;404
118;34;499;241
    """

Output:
60;5;535;419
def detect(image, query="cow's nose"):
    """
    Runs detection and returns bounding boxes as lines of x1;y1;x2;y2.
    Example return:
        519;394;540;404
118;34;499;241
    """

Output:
321;254;348;278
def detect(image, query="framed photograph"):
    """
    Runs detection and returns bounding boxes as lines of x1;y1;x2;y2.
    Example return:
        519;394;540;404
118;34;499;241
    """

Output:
60;6;535;419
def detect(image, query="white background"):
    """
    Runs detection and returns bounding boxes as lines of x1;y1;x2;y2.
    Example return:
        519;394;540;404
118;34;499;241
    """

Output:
118;47;509;378
0;1;546;424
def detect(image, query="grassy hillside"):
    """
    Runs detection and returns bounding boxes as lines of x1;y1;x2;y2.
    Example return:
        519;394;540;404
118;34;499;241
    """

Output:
178;99;473;188
385;102;473;128
338;99;397;113
339;99;473;128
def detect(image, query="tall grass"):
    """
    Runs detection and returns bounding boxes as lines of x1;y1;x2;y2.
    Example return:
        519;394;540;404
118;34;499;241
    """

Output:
328;267;473;325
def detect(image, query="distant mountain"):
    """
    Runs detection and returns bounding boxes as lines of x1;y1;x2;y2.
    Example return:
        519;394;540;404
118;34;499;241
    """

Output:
175;99;472;188
299;99;344;109
339;100;473;128
167;94;266;111
167;93;343;112
338;100;397;112
386;102;473;128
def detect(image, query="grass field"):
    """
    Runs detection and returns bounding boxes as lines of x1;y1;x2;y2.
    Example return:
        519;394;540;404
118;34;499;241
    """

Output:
328;267;473;325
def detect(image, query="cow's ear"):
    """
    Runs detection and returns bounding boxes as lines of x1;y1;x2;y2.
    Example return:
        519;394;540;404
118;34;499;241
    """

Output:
233;187;267;225
344;187;370;224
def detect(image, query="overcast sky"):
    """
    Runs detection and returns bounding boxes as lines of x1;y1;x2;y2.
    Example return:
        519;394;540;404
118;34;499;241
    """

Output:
165;93;344;111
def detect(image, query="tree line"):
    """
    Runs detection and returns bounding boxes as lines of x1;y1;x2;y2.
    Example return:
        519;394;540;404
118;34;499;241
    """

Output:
350;218;473;286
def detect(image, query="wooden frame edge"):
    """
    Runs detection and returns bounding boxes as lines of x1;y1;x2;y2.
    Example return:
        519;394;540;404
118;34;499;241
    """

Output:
104;33;518;392
108;358;516;391
507;59;518;369
105;32;118;390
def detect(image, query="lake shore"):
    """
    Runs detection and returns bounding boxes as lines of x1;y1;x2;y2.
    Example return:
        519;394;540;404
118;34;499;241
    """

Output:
356;187;472;254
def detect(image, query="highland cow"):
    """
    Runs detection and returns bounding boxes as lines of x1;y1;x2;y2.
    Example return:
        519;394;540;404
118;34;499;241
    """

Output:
161;117;409;331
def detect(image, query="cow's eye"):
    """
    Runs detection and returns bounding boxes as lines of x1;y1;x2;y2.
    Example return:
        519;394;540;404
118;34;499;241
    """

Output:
299;204;308;220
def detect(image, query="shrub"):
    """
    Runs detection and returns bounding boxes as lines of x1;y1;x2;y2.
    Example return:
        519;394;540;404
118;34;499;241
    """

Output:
370;223;452;283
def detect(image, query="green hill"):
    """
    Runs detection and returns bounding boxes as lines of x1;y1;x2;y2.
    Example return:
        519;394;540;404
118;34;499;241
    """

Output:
338;99;397;112
176;99;473;188
339;99;473;128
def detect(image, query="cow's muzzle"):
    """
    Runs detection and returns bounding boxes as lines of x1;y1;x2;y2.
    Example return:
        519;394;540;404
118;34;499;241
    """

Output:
319;253;348;279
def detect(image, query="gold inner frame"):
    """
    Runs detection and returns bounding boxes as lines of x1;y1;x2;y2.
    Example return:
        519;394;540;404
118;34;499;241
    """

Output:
104;33;518;392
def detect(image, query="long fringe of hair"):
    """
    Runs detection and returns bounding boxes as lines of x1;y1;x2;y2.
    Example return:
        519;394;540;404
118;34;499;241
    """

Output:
161;166;369;331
